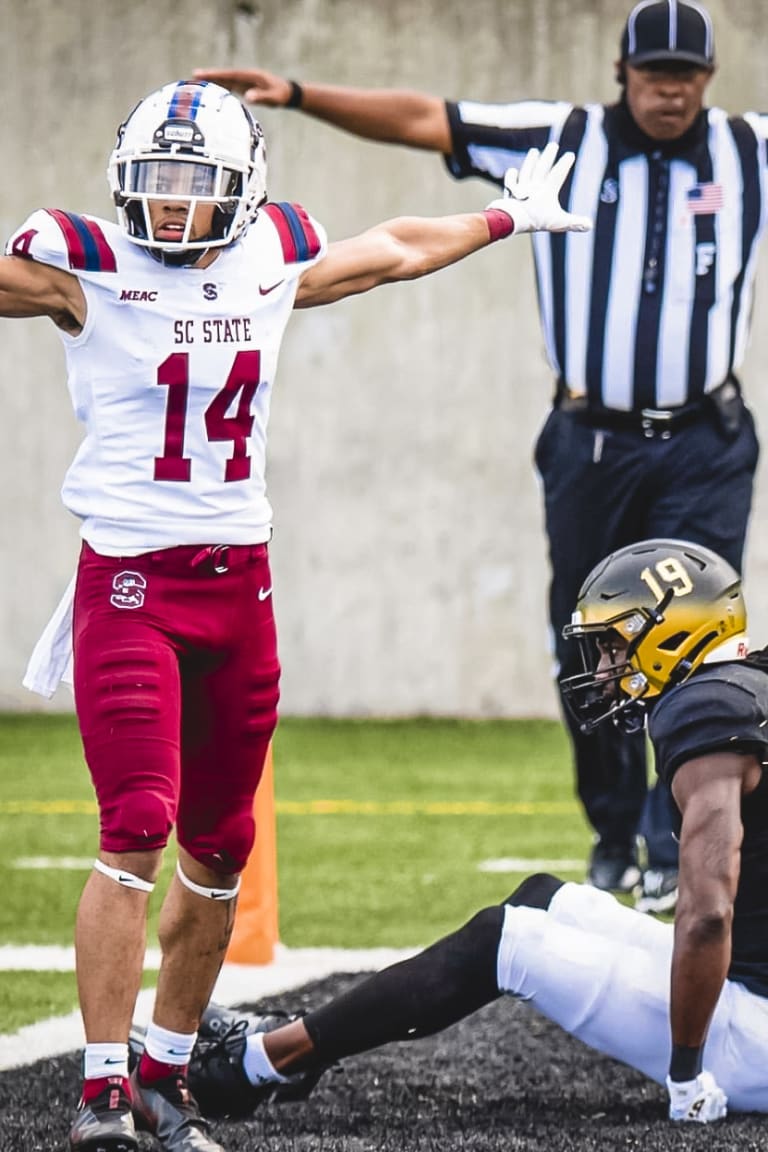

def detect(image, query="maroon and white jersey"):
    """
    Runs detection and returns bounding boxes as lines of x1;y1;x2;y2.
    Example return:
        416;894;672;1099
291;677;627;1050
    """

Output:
5;203;327;553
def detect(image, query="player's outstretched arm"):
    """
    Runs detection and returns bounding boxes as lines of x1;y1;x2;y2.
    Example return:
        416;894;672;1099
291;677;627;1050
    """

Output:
193;67;451;152
0;255;84;328
295;144;591;308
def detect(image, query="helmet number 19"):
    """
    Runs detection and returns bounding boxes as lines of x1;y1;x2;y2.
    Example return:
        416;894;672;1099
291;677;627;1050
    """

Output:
640;557;695;601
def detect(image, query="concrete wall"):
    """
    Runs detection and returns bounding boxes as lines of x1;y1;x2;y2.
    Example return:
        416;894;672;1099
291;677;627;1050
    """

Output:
1;0;767;715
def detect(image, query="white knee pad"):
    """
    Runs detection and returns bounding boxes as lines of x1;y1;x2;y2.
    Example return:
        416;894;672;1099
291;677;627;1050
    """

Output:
550;881;671;950
549;881;618;925
176;860;241;900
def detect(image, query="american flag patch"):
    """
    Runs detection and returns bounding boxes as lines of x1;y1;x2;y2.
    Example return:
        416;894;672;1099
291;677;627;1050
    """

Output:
686;183;724;215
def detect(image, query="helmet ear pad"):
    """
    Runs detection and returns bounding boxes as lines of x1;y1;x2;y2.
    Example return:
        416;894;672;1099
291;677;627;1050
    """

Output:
210;201;238;239
123;199;148;240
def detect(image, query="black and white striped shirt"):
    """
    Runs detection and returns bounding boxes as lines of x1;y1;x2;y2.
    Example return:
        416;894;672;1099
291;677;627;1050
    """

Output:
446;99;768;411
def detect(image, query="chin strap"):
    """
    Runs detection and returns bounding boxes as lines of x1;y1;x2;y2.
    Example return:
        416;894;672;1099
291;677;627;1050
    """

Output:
578;692;645;735
612;699;647;734
147;244;212;268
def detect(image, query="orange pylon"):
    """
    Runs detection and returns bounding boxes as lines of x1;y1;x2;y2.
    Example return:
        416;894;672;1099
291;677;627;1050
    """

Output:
226;745;279;964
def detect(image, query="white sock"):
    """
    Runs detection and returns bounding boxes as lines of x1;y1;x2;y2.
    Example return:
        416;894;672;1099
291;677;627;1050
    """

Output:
243;1032;290;1086
83;1042;129;1080
144;1021;197;1066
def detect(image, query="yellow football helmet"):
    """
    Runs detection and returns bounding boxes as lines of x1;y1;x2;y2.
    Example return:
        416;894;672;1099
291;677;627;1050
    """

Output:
561;539;748;733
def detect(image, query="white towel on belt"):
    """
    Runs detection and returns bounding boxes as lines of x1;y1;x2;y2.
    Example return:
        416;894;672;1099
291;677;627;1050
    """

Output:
23;574;76;699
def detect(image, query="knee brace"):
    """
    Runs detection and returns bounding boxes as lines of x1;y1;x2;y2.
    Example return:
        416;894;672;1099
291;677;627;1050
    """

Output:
176;861;240;900
93;859;155;893
504;873;564;910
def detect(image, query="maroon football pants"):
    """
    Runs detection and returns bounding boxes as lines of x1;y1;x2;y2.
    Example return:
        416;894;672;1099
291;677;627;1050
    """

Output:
73;541;280;873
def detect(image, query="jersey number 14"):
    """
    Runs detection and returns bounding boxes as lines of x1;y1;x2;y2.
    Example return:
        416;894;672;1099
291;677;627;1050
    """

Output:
154;350;261;483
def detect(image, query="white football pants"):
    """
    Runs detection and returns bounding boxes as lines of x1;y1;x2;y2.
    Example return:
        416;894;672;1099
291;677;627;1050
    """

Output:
497;882;768;1113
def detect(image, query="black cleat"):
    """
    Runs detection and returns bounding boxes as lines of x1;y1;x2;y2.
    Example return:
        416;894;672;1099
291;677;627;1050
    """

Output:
198;1001;293;1041
69;1078;138;1152
586;838;641;894
187;1002;327;1119
635;867;678;914
130;1069;224;1152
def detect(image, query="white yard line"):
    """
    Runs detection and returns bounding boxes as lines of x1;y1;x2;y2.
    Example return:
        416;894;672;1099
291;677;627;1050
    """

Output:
0;945;152;971
0;945;417;1070
478;857;586;872
11;855;588;878
11;857;93;870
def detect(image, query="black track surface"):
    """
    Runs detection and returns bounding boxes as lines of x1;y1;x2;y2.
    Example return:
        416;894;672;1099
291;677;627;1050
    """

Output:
1;973;765;1151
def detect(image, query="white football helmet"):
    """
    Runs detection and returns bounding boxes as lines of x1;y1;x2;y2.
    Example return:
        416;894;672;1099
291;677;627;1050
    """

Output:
107;80;267;263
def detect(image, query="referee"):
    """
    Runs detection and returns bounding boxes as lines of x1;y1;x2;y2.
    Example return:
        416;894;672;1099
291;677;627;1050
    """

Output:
196;0;768;911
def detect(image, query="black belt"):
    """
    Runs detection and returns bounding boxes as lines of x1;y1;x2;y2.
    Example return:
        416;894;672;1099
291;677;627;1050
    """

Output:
555;378;740;439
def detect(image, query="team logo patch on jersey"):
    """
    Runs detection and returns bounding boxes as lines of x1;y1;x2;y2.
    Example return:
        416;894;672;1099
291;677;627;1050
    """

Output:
110;571;147;610
119;289;158;301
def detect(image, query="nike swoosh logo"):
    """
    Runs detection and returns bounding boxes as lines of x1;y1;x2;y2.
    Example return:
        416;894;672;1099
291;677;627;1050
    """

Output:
211;890;232;899
259;280;284;296
258;586;273;601
103;1058;124;1064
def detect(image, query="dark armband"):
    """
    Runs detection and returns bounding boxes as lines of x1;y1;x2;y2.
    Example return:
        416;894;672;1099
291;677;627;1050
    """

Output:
286;80;304;109
669;1044;704;1082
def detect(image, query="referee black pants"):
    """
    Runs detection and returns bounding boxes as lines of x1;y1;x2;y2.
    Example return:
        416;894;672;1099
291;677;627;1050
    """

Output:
534;400;759;867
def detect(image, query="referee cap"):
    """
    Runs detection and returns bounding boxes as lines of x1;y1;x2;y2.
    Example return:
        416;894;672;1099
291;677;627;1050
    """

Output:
620;1;715;69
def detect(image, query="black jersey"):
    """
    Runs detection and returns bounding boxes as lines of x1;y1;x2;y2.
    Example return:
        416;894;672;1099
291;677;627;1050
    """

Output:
650;659;768;997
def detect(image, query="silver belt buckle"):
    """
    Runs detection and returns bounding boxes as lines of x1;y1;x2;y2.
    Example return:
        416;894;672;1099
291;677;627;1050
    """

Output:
640;408;674;440
210;544;230;573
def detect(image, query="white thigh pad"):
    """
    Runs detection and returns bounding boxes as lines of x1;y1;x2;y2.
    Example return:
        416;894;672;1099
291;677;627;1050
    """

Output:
497;903;670;1084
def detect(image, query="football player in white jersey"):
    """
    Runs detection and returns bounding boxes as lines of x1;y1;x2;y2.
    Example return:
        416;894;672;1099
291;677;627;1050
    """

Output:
0;80;589;1152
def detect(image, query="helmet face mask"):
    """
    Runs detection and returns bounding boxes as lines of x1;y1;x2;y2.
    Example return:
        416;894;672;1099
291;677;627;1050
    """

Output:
561;608;665;733
107;82;268;264
561;539;748;734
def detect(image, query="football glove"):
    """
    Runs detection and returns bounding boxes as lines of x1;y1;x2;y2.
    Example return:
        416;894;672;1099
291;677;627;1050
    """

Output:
666;1071;728;1123
486;142;592;235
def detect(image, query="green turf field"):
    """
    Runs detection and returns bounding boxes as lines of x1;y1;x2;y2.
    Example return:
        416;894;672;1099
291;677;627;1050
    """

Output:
0;713;591;1031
